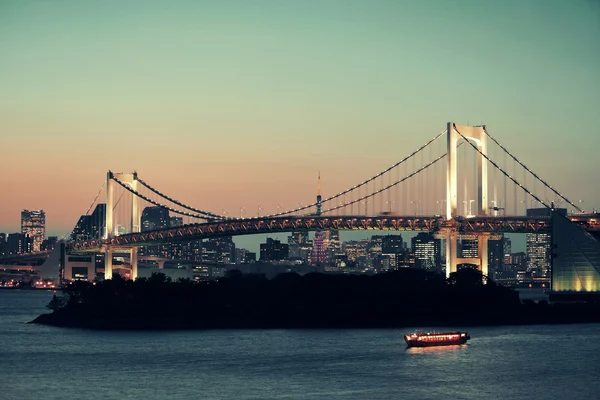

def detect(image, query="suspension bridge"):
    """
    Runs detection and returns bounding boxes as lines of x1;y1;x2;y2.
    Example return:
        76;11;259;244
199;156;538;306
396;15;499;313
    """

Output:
66;122;600;296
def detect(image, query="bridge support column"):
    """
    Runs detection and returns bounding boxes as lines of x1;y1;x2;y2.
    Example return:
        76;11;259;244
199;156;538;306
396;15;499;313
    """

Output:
105;172;114;239
130;247;138;280
478;234;489;278
158;260;165;269
445;232;489;280
104;247;113;280
446;232;459;278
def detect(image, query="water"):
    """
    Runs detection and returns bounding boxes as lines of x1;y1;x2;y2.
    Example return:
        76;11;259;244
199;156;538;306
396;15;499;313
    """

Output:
1;290;600;400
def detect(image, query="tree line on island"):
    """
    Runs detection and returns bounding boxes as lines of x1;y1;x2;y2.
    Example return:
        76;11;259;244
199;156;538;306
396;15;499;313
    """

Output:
34;268;600;329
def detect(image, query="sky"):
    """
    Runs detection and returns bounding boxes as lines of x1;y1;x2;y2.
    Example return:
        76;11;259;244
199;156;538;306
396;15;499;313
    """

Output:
1;0;599;253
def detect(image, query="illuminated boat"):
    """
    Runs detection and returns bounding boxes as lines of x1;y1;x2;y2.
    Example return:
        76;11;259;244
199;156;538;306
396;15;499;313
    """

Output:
404;331;470;347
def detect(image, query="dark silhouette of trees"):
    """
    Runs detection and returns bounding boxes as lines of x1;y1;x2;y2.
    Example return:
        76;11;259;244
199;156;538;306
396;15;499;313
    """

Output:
33;269;600;330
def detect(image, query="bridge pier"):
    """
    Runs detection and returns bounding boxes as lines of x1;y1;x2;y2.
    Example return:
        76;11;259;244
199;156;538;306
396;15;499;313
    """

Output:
104;247;113;280
445;231;458;278
130;247;138;280
445;233;490;279
478;234;489;278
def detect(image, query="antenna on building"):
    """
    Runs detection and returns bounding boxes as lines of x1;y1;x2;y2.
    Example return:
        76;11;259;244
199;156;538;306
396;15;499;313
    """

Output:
318;171;321;196
316;171;322;216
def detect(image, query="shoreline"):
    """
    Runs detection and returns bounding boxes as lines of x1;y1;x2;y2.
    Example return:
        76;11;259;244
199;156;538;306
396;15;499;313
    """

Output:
31;306;600;331
29;269;600;331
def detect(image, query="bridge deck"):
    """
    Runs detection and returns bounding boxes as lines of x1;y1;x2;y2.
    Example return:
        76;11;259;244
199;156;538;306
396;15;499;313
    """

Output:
70;215;557;251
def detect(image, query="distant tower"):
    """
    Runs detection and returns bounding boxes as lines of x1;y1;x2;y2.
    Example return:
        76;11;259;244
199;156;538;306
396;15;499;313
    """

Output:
316;172;322;216
312;172;326;264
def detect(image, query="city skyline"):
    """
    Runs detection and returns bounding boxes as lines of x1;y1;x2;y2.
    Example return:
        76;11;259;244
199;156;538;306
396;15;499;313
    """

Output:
1;0;599;239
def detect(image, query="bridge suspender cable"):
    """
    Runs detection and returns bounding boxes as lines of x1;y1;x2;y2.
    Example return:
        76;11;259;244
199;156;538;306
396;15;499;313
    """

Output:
133;174;224;219
263;129;448;218
483;127;583;213
320;140;467;215
453;124;551;210
320;152;447;215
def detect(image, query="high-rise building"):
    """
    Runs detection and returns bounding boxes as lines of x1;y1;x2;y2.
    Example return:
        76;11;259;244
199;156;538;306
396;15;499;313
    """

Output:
235;248;256;264
140;206;171;258
260;238;289;262
526;208;567;279
343;239;371;270
288;231;308;259
41;236;58;251
311;231;326;265
369;235;385;271
459;238;478;258
6;233;32;255
381;235;406;269
202;237;236;264
412;232;442;271
21;210;45;252
324;230;342;264
168;216;185;259
141;206;170;232
488;236;505;280
71;204;106;241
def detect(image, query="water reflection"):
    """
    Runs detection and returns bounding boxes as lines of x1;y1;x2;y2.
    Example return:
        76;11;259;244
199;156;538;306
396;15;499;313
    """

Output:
406;344;468;354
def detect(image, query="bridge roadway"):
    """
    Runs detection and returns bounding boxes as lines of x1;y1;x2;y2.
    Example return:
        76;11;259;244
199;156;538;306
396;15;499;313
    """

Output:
70;215;559;252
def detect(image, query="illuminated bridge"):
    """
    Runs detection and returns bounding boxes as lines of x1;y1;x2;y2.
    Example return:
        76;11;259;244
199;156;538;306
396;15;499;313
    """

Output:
65;122;600;297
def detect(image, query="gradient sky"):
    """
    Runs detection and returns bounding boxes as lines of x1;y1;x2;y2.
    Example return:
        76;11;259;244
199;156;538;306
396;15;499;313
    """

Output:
1;0;599;252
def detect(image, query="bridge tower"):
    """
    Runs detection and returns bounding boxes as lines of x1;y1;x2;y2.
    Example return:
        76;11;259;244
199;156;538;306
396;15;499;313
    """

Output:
445;123;489;278
104;171;141;280
105;171;141;238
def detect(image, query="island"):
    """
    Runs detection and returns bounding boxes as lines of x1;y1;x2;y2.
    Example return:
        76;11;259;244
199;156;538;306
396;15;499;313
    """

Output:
31;268;600;330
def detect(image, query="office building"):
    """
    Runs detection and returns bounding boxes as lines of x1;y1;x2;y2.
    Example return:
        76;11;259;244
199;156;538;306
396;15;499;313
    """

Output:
412;232;442;271
71;204;106;241
202;237;236;264
260;238;289;262
21;210;45;252
526;208;567;279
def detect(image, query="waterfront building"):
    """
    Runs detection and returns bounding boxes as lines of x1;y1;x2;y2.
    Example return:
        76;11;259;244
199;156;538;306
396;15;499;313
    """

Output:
21;210;45;252
526;208;567;279
41;236;58;251
6;233;32;255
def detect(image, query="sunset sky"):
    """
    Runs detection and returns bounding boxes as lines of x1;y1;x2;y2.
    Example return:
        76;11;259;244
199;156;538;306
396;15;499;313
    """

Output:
1;0;599;252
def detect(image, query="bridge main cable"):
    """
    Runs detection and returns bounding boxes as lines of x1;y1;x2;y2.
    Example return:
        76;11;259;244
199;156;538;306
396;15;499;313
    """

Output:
483;127;583;213
111;175;219;220
133;173;225;219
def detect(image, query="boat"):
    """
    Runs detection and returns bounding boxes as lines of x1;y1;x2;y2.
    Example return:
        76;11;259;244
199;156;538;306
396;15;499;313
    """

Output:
404;331;470;347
